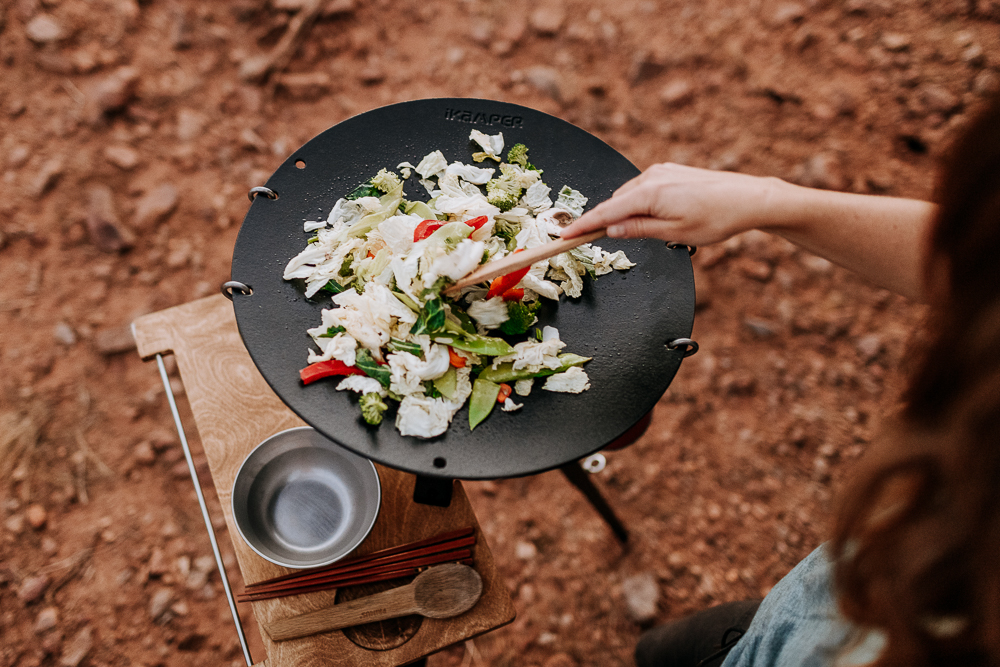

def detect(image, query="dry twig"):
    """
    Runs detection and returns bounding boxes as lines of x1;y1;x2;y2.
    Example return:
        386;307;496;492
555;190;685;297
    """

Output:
239;0;323;83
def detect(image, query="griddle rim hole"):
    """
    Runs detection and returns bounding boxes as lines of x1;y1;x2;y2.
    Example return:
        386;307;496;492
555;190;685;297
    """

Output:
433;457;446;469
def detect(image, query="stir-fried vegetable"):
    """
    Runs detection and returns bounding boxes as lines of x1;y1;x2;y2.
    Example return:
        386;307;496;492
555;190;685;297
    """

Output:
282;131;636;438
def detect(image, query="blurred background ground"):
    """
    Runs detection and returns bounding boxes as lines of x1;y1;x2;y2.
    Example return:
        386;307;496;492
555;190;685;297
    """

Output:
1;0;998;665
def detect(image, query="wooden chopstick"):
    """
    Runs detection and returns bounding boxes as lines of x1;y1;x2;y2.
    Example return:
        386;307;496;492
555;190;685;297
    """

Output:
442;230;605;295
237;551;475;602
245;526;475;590
245;535;476;594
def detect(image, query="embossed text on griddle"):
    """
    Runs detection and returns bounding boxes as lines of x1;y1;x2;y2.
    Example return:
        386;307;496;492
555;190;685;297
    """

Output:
444;108;523;128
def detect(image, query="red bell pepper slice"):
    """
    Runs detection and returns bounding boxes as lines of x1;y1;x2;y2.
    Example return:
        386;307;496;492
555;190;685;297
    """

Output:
413;220;444;242
464;215;488;231
300;360;367;385
501;288;524;302
447;347;467;368
497;383;513;403
486;251;530;299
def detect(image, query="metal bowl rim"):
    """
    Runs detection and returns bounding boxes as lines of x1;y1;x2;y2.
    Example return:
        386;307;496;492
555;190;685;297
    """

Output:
230;426;381;569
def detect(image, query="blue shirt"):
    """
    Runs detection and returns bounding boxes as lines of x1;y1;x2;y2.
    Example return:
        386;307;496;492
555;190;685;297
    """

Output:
722;545;885;667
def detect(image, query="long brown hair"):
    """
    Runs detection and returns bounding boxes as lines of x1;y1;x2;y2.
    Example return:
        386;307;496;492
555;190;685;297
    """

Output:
833;94;1000;666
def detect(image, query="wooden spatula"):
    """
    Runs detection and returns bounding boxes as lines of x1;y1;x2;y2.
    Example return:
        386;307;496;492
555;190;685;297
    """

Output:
262;563;484;642
442;230;605;295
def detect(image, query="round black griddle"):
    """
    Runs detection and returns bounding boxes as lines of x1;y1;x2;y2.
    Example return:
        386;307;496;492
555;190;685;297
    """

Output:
230;98;694;480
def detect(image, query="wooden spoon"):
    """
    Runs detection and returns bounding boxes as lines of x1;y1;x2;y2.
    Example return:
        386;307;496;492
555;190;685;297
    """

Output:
262;563;484;642
442;229;605;296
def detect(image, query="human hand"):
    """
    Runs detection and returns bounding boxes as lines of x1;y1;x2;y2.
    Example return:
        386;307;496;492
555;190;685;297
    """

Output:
560;163;786;246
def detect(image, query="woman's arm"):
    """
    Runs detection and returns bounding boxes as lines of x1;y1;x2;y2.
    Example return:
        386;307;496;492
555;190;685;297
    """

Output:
560;163;937;302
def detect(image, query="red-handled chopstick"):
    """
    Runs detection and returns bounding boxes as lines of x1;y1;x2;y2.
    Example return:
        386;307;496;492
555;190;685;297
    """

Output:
245;535;476;595
237;551;475;602
244;526;475;590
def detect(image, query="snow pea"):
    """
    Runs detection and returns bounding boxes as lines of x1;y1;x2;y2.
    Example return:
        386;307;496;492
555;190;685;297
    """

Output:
432;333;515;357
476;353;591;383
433;366;458;400
469;378;500;430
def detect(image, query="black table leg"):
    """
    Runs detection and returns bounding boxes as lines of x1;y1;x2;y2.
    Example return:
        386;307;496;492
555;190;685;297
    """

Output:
413;475;454;507
560;461;629;544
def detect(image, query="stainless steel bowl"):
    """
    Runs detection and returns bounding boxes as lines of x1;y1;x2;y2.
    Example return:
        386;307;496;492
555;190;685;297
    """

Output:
231;427;381;569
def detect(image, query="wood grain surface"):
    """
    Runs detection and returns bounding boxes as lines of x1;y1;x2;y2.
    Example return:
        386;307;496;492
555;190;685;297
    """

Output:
133;294;515;666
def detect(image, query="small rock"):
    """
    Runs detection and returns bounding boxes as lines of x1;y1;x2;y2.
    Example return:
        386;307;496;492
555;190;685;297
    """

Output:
357;61;385;85
25;14;65;44
133;183;179;229
84;66;139;124
171;460;191;479
880;32;910;52
659;79;694;108
7;144;30;169
524;65;562;102
18;574;50;603
921;84;960;115
103;145;139;170
185;569;208;589
744;317;778;337
5;514;25;534
322;0;356;16
769;2;805;26
133;441;156;465
469;18;493;45
53;322;77;346
148;547;169;577
974;70;1000;96
961;44;985;66
735;258;773;282
149;588;173;621
530;4;566;35
94;326;137;355
800;254;833;274
629;49;668;84
176;108;207;142
25;503;47;529
169;7;192;50
34;607;59;633
514;540;537;560
856;333;883;361
275;71;331;99
621;572;660;623
30;158;64;198
795;153;846;191
59;626;93;667
87;184;135;252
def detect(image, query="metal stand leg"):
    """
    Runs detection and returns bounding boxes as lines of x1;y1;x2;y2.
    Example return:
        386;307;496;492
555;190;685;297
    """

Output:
559;461;629;544
158;355;254;667
413;475;454;507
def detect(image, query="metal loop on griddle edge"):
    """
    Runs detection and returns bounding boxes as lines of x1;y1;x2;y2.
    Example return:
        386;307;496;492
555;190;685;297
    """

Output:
247;186;278;202
667;242;697;256
221;281;253;300
667;337;699;358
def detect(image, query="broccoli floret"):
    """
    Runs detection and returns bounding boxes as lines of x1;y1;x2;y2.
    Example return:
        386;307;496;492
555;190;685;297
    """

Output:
493;218;521;251
487;164;523;212
360;392;389;425
371;168;402;194
506;144;539;171
499;300;540;335
346;182;380;200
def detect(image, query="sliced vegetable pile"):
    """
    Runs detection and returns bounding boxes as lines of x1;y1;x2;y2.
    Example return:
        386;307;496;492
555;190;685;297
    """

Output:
283;130;636;438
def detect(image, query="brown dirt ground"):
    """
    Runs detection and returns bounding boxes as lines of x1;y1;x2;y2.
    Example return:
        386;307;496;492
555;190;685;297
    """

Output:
2;0;999;665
